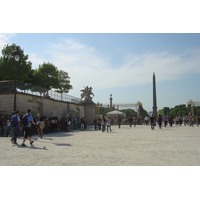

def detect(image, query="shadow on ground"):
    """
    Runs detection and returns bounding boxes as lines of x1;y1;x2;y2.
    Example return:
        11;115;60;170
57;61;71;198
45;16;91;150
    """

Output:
13;144;48;150
53;143;72;146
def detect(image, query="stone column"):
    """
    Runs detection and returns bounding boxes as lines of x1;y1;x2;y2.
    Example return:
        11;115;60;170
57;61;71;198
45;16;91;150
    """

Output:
83;102;96;125
109;94;113;108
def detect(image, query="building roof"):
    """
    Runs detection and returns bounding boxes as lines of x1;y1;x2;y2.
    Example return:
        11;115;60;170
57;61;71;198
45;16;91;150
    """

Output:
106;110;126;116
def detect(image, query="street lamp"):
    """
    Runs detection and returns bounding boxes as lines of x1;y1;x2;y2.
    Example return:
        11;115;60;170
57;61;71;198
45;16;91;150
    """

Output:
13;46;21;112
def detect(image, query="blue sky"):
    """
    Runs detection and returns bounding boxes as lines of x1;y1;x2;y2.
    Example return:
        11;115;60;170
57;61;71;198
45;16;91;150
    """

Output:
1;0;200;113
1;33;200;112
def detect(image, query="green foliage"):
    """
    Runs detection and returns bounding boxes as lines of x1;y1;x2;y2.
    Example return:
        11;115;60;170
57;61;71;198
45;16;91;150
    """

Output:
139;106;149;118
169;104;188;116
0;44;73;95
120;109;137;117
0;44;32;81
158;104;188;117
194;106;200;116
100;107;111;116
55;70;73;93
31;62;59;93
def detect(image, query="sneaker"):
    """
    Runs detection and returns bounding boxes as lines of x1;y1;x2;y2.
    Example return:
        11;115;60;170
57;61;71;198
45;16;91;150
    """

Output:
14;142;18;145
30;141;34;145
21;143;26;147
10;138;14;144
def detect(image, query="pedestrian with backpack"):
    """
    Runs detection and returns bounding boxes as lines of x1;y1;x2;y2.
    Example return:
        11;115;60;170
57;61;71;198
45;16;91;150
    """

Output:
21;108;36;147
10;111;22;144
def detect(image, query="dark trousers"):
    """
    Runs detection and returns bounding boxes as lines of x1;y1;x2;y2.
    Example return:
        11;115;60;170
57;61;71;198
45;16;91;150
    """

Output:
6;126;11;137
98;124;101;130
151;123;155;130
107;125;111;132
11;127;19;143
0;126;4;136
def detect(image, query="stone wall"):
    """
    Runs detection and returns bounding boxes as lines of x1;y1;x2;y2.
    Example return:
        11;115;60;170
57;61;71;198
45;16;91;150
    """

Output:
0;93;85;118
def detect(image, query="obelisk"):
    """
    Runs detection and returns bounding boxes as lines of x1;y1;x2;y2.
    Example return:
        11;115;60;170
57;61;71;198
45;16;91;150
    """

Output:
152;72;157;118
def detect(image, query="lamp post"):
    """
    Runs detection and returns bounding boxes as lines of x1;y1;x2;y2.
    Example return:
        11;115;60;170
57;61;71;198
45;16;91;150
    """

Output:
13;46;21;112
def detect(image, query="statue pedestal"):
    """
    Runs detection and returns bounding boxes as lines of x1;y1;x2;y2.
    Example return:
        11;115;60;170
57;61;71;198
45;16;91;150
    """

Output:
81;101;96;125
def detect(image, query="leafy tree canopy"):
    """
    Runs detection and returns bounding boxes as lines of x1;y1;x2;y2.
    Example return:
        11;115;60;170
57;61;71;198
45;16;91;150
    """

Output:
158;104;188;117
56;70;73;93
31;62;72;94
0;44;32;81
31;62;59;92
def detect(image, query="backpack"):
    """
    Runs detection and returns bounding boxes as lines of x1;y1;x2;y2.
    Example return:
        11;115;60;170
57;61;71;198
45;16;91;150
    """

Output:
22;114;30;127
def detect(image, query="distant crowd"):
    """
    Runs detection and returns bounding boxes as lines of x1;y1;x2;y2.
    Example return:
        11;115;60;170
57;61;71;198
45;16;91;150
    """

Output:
1;112;200;138
0;114;90;137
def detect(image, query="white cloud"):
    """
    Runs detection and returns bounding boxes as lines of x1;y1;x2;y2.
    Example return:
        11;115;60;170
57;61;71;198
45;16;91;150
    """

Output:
0;33;15;55
45;39;200;96
28;53;46;69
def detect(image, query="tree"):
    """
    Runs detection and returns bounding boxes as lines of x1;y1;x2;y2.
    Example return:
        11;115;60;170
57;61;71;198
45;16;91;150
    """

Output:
158;104;188;117
56;70;73;93
139;106;149;118
169;104;188;116
31;62;59;94
120;108;137;117
0;44;32;81
31;62;73;95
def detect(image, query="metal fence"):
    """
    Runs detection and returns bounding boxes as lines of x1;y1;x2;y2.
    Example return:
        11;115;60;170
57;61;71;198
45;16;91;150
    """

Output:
0;81;81;104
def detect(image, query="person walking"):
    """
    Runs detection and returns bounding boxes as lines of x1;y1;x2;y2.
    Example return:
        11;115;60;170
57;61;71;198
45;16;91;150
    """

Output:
73;116;78;129
21;108;36;147
117;116;122;128
0;116;5;137
10;111;22;144
84;117;87;130
133;116;137;127
190;115;195;127
144;116;149;125
6;117;11;137
93;117;98;130
36;113;45;138
128;116;133;127
157;114;163;129
97;116;101;130
106;117;112;132
150;114;156;130
163;115;168;127
101;116;106;132
168;115;173;127
80;117;85;131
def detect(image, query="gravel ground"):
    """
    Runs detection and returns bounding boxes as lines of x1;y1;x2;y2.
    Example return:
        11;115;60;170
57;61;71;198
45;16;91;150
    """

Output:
1;124;200;166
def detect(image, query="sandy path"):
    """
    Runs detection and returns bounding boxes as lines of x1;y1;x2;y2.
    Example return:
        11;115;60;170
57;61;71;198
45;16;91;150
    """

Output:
1;125;200;166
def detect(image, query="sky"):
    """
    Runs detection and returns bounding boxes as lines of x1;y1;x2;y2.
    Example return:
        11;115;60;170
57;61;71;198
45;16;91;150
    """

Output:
1;33;200;112
1;0;200;113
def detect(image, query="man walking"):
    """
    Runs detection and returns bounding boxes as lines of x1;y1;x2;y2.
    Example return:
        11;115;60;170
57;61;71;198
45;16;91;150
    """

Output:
21;108;36;147
0;116;5;137
163;115;168;127
10;111;22;144
117;116;122;128
150;114;156;130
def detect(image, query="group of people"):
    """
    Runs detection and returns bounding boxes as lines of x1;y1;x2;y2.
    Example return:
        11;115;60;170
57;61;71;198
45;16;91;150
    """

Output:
9;109;36;146
147;114;200;130
1;109;87;146
93;116;112;132
93;115;138;132
2;110;200;146
92;114;200;132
